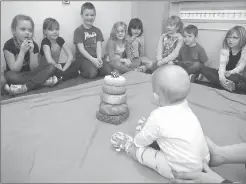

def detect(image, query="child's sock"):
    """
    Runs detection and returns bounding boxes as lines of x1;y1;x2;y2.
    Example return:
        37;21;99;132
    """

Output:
111;132;137;158
5;84;28;96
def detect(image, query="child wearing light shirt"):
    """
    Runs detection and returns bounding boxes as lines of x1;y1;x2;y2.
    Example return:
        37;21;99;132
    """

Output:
111;65;210;179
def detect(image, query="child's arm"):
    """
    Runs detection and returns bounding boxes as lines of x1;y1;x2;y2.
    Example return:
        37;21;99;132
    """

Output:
164;33;184;62
28;40;39;70
218;49;229;76
42;45;62;69
134;115;161;148
139;36;145;57
97;41;103;63
156;34;164;62
76;43;98;64
61;43;73;71
199;46;209;64
3;39;30;72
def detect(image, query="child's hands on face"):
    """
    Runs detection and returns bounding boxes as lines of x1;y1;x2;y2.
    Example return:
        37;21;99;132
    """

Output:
27;39;34;53
20;39;31;53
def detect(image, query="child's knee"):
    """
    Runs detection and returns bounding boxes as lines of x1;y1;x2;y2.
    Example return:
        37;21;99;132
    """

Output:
84;68;98;78
192;62;202;69
4;71;16;83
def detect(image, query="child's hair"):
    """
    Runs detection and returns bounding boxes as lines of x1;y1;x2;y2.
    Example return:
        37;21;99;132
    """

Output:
223;26;246;50
127;18;143;37
166;15;183;34
11;14;35;37
81;2;96;15
183;25;198;37
43;18;60;37
110;21;127;41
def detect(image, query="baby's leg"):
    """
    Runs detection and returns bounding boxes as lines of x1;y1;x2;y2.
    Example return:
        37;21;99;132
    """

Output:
111;132;174;179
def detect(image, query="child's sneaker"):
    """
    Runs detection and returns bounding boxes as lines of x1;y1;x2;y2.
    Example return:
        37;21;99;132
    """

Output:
189;74;197;83
135;66;147;73
4;84;27;96
111;132;134;153
44;76;58;87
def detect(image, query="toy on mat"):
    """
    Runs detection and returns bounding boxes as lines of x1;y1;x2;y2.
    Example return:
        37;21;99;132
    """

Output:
96;70;130;125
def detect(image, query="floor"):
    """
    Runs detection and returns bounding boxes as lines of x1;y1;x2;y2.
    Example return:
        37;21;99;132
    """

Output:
1;76;103;101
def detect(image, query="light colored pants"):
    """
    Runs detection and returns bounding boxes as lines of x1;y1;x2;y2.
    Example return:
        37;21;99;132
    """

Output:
135;147;175;179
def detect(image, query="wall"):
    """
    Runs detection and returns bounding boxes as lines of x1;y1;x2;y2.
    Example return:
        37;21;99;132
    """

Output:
131;1;171;60
1;1;132;71
169;1;246;68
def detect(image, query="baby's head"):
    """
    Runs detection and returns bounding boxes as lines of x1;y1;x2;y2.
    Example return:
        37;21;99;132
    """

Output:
152;65;190;106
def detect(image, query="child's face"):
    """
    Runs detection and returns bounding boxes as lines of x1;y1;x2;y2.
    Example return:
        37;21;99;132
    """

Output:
183;31;196;46
227;32;240;49
166;23;178;35
44;28;59;40
116;26;126;40
81;9;96;26
13;20;33;42
131;28;141;37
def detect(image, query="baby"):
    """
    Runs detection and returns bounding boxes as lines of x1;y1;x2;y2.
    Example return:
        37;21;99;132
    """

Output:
111;65;210;179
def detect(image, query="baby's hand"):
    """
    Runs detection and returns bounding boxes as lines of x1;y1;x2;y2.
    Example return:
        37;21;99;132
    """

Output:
136;117;146;131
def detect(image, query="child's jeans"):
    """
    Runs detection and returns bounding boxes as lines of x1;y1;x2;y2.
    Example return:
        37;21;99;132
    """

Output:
4;62;56;90
77;56;112;78
201;66;246;92
54;61;80;81
177;61;202;75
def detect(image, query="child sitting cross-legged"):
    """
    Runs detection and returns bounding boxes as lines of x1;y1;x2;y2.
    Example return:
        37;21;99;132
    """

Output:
110;65;210;179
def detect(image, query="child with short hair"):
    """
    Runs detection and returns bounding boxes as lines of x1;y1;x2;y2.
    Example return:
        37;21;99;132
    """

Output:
104;21;134;74
73;2;112;79
40;18;80;81
125;18;153;73
200;26;246;92
176;24;209;82
4;14;57;96
153;16;184;71
111;65;210;179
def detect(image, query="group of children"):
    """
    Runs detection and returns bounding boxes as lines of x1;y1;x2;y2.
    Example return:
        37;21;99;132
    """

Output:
2;1;246;96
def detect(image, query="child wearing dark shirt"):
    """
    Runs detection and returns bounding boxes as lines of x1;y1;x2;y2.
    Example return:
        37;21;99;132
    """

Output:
40;18;80;81
4;14;56;96
176;25;208;82
73;2;112;78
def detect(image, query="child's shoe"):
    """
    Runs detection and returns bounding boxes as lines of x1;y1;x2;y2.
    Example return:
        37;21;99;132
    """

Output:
189;74;197;83
44;76;58;87
4;84;27;96
111;132;134;153
135;66;147;73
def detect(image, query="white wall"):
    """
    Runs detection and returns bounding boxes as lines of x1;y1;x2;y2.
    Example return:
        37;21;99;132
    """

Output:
1;1;133;71
132;1;171;60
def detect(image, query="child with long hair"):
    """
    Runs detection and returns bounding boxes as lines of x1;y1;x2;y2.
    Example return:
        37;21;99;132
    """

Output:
40;18;80;81
200;26;246;93
3;14;57;96
126;18;153;73
104;21;138;74
153;15;184;71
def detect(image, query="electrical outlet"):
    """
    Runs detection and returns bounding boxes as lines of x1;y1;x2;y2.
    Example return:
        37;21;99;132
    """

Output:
62;0;70;4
